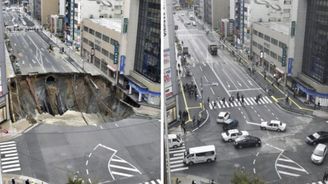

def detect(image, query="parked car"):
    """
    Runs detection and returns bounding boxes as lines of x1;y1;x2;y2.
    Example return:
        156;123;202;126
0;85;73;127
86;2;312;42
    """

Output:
216;112;230;123
306;131;328;145
311;143;327;165
221;129;249;142
223;119;238;131
234;135;261;149
260;120;286;132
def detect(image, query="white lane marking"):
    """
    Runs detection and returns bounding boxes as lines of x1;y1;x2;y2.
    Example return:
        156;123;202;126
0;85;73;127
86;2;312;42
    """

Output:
88;178;92;183
170;156;184;161
210;88;215;95
216;101;221;109
253;160;256;165
259;98;266;104
111;158;128;163
88;152;92;158
192;76;201;98
109;164;140;172
266;143;284;152
256;152;259;157
248;80;253;85
244;99;250;105
0;144;16;148
0;141;15;145
253;168;256;174
111;171;133;177
1;156;18;161
170;163;184;168
173;153;184;157
225;101;230;108
170;160;184;165
262;97;269;104
171;167;189;172
2;160;19;165
228;88;262;92
246;98;253;105
86;169;89;175
278;170;300;177
237;81;242;87
0;147;17;151
2;163;20;169
2;167;21;173
203;75;208;82
86;160;88;166
1;150;17;154
169;149;185;154
276;164;308;172
264;96;272;103
209;63;230;96
4;153;18;157
246;121;261;126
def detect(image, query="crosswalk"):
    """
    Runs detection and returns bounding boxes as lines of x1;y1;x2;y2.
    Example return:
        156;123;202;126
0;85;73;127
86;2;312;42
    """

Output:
276;154;308;178
0;141;21;173
169;145;188;173
209;96;273;110
306;181;328;184
140;179;161;184
108;155;142;180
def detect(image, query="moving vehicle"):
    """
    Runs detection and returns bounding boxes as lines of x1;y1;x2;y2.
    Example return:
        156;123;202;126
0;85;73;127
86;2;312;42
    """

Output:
260;120;286;132
311;143;327;165
168;134;184;149
223;119;238;131
183;145;216;165
182;47;189;56
208;44;218;55
306;131;328;145
234;135;261;149
216;112;230;123
221;129;249;142
192;21;196;26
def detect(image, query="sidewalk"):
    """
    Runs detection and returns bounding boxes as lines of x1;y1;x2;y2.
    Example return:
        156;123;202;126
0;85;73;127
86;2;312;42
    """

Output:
211;31;328;118
0;119;33;142
2;174;48;184
172;173;215;184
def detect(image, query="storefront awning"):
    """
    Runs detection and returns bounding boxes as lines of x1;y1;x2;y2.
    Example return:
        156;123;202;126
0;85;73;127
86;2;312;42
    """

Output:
107;64;117;72
275;67;285;74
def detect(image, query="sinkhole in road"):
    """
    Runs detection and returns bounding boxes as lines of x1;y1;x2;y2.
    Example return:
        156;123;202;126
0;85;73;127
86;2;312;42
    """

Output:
8;73;135;125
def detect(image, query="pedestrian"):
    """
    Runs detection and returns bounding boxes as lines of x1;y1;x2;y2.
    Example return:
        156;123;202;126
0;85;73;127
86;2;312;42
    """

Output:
323;171;328;182
192;180;196;184
25;179;30;184
194;92;197;101
318;102;321;110
211;180;215;184
314;103;316;110
222;97;225;103
11;178;16;184
207;97;210;105
176;178;181;184
179;110;182;121
231;95;234;102
182;125;186;134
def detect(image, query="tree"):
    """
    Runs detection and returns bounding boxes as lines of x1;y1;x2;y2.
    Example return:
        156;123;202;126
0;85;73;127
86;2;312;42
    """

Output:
67;177;83;184
231;169;265;184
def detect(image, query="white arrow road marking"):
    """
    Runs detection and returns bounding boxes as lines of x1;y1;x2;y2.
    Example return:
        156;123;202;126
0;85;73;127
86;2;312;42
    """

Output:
237;81;242;87
248;80;253;86
246;121;261;126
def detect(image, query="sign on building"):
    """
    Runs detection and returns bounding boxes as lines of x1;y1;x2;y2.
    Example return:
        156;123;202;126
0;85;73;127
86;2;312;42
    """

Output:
114;46;119;64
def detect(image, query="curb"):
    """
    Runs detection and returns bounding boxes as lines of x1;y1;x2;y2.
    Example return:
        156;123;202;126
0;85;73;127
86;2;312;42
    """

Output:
275;101;313;118
3;174;49;184
192;109;209;132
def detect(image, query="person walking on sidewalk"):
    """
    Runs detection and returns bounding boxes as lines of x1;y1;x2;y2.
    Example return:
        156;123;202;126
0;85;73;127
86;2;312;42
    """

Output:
318;102;321;110
11;179;16;184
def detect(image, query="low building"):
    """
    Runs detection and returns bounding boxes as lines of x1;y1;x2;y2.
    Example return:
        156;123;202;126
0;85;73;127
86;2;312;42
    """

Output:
251;22;301;84
220;19;234;40
81;18;122;84
49;15;64;38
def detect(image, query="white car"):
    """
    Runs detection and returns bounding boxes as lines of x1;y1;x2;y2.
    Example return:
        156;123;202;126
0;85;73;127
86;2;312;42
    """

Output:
260;120;286;132
216;112;230;123
221;129;249;142
311;143;327;165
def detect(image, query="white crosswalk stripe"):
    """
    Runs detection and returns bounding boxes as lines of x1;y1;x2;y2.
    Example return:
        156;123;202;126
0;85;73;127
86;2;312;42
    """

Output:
210;96;273;109
276;154;308;178
139;179;161;184
108;155;142;179
169;146;188;172
0;141;21;173
306;181;328;184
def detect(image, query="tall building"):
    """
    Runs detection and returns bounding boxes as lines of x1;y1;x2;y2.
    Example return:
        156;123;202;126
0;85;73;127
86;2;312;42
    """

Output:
203;0;229;31
40;0;59;27
297;0;328;106
119;0;160;106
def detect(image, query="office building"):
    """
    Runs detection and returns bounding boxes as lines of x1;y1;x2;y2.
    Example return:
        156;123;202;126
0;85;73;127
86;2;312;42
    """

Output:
203;0;229;31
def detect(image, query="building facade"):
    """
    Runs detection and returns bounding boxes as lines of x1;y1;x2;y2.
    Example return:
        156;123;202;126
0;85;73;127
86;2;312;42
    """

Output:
203;0;229;31
49;15;64;38
40;0;59;27
81;18;121;83
297;0;328;106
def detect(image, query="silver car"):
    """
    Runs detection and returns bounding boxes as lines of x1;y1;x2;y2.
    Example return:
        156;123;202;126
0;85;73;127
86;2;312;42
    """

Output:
311;143;327;165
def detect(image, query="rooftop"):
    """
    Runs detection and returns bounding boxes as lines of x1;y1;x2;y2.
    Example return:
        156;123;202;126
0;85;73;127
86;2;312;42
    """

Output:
254;22;290;35
90;18;122;33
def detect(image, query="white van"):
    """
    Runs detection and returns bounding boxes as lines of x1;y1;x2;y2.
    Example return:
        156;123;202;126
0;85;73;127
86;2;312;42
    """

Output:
183;145;216;165
168;134;183;148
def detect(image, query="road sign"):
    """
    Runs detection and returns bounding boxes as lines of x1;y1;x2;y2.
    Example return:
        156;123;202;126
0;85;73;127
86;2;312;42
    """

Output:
287;58;293;76
114;46;119;64
119;55;125;74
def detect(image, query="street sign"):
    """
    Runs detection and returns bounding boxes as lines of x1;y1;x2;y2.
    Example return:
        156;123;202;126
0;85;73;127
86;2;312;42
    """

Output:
114;46;119;64
123;18;128;33
287;58;293;76
119;55;125;74
281;46;287;67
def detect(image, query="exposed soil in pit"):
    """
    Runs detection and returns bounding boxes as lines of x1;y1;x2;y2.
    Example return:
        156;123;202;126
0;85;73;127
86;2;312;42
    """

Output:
9;73;134;125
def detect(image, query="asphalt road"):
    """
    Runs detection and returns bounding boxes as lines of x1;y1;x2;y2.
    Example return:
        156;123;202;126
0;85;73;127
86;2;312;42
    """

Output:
170;10;327;184
9;118;160;184
8;31;80;74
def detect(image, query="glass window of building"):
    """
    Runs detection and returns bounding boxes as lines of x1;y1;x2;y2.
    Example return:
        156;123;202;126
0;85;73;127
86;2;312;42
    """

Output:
89;28;95;35
258;32;263;38
258;44;263;50
96;31;102;39
264;35;270;42
102;35;110;42
278;41;286;48
94;57;100;68
271;38;278;45
270;51;277;59
88;41;94;48
95;44;101;51
83;38;88;44
110;39;119;46
102;48;109;57
253;41;257;47
302;0;328;83
133;0;160;83
83;26;88;32
109;53;114;60
264;48;269;55
253;30;258;35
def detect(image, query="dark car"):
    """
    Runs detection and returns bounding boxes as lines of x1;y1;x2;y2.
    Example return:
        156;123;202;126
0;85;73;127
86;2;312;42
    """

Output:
223;119;238;131
234;135;261;149
306;131;328;145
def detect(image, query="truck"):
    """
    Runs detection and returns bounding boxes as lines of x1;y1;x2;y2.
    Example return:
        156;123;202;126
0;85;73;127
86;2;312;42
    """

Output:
208;44;218;56
182;47;189;56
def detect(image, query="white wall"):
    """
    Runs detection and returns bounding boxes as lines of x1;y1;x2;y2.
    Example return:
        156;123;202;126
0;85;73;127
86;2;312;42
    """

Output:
59;0;65;15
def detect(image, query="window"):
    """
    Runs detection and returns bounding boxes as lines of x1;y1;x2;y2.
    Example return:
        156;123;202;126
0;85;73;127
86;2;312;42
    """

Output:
109;53;114;60
83;26;89;32
88;41;94;47
271;38;278;45
101;48;109;57
258;44;263;50
102;35;110;42
279;41;286;48
94;57;100;68
110;39;119;46
270;51;277;59
83;38;88;44
258;32;263;38
264;48;269;55
89;28;94;35
253;30;258;35
252;41;257;47
96;31;102;39
95;44;101;51
264;35;270;42
278;56;282;62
